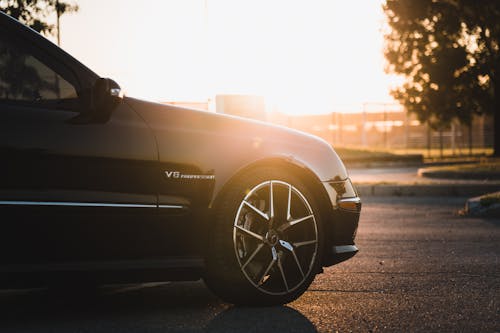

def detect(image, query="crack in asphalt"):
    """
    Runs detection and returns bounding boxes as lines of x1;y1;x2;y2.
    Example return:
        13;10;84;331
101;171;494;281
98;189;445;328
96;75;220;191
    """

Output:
329;271;500;277
307;289;389;293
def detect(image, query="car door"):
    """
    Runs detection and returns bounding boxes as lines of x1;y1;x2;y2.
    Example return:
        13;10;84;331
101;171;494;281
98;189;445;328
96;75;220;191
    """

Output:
0;31;161;266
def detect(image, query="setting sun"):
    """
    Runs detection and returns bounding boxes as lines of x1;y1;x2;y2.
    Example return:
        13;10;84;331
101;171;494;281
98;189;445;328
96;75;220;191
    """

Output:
60;0;399;114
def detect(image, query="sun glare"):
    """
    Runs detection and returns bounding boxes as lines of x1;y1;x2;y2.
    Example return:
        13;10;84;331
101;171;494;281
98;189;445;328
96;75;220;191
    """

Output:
60;0;397;115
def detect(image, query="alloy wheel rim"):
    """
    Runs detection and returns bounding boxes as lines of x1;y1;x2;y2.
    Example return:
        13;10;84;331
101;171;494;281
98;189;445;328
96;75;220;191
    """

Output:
233;180;318;295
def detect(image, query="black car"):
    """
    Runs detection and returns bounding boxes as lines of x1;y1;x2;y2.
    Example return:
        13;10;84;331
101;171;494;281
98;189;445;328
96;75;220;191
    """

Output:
0;11;361;305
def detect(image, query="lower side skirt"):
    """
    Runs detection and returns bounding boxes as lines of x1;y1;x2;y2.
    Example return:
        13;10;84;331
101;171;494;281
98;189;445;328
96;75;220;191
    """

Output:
0;257;205;288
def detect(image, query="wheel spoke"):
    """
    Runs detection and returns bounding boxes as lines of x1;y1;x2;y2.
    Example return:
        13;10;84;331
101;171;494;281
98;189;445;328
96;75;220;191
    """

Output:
243;200;270;221
277;255;289;292
293;239;317;248
279;240;305;278
286;183;292;221
269;181;275;220
241;243;264;270
258;247;278;285
277;214;314;233
235;225;265;242
271;245;278;260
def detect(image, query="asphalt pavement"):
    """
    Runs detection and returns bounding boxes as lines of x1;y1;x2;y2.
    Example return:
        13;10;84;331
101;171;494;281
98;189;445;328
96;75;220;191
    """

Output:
0;196;498;332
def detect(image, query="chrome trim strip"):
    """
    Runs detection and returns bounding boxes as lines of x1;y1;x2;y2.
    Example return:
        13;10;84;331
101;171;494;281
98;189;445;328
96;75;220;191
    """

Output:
337;197;362;212
0;201;184;209
158;204;185;209
337;197;361;204
333;245;359;254
325;180;347;184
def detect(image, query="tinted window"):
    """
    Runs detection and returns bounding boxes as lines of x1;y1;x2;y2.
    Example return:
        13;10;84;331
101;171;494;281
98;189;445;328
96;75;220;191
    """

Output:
0;37;77;104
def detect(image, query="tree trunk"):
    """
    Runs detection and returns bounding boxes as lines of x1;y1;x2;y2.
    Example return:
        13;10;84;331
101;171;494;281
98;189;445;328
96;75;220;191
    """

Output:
469;125;473;157
427;125;431;158
494;72;500;157
494;100;500;157
439;130;443;158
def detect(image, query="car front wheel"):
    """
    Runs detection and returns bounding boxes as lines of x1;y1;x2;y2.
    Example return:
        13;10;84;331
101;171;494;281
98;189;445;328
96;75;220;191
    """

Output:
204;167;323;305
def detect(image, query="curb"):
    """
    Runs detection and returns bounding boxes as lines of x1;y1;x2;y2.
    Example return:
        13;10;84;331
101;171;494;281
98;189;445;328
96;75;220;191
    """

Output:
355;183;500;197
417;168;500;180
465;192;500;217
345;161;423;169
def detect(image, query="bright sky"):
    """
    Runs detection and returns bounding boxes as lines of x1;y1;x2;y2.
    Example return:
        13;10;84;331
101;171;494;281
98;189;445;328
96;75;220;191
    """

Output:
58;0;400;114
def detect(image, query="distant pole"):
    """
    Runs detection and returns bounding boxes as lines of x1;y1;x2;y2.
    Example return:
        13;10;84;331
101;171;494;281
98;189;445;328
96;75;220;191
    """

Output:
338;112;343;146
405;108;409;153
204;0;210;106
331;112;335;145
427;123;431;158
204;0;208;26
468;125;473;156
439;129;444;158
56;0;61;46
362;103;367;147
451;121;456;156
383;104;388;149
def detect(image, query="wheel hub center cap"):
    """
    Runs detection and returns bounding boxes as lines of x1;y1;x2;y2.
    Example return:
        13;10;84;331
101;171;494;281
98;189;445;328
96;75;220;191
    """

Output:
266;230;279;246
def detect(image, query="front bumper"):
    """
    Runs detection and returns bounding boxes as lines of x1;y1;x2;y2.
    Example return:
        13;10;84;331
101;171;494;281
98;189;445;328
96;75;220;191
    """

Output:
320;178;361;267
330;245;359;265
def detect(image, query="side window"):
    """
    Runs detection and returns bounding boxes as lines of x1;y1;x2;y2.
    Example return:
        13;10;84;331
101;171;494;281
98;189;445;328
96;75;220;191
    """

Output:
0;36;77;106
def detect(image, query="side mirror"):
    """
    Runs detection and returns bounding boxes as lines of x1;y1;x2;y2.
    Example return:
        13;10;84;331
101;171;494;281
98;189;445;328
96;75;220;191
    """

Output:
91;78;123;123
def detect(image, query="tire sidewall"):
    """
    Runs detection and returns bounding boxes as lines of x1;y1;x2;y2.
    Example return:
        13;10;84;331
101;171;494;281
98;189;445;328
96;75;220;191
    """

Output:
204;167;325;305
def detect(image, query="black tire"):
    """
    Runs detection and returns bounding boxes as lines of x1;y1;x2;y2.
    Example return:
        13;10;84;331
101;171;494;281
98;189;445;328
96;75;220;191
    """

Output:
204;167;324;305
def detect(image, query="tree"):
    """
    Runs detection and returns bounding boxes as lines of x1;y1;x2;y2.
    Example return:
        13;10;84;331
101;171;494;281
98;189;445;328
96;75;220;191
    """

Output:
384;0;500;156
0;1;78;100
0;0;78;39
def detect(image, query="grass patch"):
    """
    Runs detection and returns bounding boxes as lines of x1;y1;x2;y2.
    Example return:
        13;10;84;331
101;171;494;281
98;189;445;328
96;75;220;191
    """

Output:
419;160;500;179
392;148;493;159
335;147;422;165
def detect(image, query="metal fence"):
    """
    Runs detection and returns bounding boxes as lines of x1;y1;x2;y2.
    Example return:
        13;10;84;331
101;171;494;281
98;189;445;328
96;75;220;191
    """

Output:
166;98;493;152
269;107;493;151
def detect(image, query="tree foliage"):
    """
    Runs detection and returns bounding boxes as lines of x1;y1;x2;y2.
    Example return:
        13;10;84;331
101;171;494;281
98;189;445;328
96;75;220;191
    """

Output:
0;1;78;104
0;0;78;36
384;0;500;155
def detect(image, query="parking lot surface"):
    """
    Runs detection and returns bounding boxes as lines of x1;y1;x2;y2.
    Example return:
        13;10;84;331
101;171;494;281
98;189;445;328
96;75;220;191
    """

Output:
0;196;498;332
